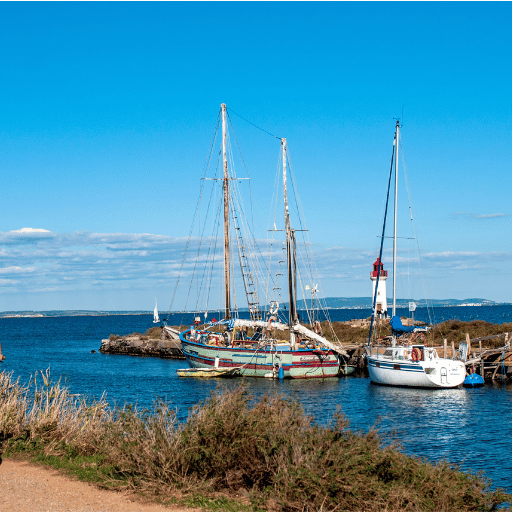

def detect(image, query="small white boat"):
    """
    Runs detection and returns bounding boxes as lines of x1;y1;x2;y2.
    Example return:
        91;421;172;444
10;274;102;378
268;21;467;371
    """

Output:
367;343;465;388
153;299;160;324
365;121;465;389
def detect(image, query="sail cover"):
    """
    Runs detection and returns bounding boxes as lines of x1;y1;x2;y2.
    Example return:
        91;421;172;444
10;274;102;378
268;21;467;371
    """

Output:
232;319;348;356
390;315;429;335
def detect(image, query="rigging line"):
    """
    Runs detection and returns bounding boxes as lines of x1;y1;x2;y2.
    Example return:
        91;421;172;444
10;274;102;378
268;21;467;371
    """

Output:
226;110;250;178
227;107;282;140
229;164;281;317
192;159;222;312
198;199;222;315
368;135;396;346
196;195;222;314
265;150;283;308
400;143;436;329
227;110;278;277
167;115;221;317
285;150;318;296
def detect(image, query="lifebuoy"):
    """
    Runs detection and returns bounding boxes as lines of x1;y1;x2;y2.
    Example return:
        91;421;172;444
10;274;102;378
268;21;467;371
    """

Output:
267;315;277;331
411;347;421;362
270;301;279;315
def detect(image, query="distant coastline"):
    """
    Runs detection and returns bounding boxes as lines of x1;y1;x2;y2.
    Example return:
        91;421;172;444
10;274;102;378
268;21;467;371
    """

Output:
1;297;509;319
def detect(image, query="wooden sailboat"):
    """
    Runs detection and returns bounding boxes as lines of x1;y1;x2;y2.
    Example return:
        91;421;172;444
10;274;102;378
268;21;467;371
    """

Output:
366;121;465;388
178;104;346;379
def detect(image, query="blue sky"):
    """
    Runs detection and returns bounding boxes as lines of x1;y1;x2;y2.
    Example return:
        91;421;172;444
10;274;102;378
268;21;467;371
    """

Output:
1;2;511;311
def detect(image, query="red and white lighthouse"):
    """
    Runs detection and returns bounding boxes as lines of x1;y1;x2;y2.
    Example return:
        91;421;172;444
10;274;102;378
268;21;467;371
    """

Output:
370;258;388;318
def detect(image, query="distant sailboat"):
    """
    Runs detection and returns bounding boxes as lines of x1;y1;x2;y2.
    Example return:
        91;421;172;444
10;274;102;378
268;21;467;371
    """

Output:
153;300;160;323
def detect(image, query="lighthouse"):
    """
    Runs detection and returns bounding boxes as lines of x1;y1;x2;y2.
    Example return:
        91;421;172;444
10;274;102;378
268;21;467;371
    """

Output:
370;258;388;318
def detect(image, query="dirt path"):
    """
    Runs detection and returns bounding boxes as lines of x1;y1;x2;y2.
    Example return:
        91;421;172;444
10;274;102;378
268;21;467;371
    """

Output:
0;458;198;512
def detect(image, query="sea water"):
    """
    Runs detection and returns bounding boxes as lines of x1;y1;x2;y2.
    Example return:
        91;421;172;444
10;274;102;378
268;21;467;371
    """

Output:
1;305;511;495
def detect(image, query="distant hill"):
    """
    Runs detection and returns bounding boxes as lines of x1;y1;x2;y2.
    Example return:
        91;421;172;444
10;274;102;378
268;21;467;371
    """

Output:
0;299;508;318
296;297;506;309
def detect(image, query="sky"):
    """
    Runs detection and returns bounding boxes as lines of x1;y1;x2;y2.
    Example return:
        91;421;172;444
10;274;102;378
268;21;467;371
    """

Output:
1;1;511;312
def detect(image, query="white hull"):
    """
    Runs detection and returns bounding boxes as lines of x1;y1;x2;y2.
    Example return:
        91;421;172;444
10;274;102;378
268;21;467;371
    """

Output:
366;346;465;388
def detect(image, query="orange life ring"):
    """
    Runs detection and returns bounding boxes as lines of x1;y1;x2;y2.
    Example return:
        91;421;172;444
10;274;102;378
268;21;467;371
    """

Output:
411;347;421;362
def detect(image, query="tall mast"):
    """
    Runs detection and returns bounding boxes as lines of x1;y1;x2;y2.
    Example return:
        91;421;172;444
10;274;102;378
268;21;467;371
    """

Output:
221;103;231;320
392;120;400;318
282;138;296;328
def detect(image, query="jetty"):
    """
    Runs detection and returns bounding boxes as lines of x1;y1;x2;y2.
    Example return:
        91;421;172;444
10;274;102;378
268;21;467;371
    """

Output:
100;326;184;359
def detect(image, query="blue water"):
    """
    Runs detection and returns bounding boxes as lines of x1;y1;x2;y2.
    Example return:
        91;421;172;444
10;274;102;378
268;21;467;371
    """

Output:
1;305;512;496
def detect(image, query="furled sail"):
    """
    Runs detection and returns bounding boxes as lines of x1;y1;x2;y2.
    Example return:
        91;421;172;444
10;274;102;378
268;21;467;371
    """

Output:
292;323;348;356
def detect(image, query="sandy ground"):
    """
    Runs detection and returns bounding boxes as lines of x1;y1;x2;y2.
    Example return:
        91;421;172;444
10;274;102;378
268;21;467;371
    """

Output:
0;458;198;512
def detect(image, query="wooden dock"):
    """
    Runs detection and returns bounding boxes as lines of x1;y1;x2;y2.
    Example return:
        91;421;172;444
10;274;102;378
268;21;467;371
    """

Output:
425;332;512;381
461;332;512;381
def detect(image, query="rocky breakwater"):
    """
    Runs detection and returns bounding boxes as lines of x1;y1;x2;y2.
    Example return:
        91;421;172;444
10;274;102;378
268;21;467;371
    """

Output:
100;326;184;359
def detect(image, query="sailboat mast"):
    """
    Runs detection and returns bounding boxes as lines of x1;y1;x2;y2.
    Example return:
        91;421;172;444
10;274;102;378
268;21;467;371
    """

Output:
221;103;231;320
392;120;400;317
282;138;296;328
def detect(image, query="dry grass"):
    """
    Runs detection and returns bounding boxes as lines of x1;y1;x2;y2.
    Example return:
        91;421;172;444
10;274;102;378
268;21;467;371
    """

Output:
1;370;509;511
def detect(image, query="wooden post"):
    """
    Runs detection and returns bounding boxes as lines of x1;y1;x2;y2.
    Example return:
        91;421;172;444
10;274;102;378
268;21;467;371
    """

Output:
466;333;471;356
479;340;482;355
443;339;447;358
451;341;455;359
480;359;485;378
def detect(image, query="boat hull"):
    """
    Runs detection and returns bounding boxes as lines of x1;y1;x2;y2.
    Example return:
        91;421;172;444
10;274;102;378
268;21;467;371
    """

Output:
180;330;339;379
367;352;466;388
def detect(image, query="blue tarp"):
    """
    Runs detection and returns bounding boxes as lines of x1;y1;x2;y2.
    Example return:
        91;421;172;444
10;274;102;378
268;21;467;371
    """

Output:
390;315;417;334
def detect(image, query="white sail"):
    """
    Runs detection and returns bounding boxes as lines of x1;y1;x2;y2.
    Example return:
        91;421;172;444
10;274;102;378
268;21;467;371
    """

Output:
153;300;160;323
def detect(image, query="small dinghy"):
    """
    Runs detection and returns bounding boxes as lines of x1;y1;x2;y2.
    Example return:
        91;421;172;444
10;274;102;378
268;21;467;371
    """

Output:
463;372;485;388
176;367;241;378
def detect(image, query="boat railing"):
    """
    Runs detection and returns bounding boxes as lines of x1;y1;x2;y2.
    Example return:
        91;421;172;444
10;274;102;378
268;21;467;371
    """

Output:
367;345;413;361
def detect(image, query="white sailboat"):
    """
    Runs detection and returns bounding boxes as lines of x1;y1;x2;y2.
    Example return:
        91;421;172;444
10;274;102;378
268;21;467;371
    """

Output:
153;300;160;324
366;121;465;388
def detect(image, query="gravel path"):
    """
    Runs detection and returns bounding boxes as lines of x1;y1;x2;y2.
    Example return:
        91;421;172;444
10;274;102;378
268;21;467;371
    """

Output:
0;459;197;512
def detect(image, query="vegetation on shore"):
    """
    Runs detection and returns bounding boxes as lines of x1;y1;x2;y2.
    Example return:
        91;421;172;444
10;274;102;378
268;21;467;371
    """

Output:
108;319;512;353
323;319;512;348
0;370;509;511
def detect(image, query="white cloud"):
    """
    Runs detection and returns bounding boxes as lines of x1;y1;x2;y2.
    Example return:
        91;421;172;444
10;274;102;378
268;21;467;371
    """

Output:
0;266;36;275
454;212;511;220
11;228;51;233
0;230;510;308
